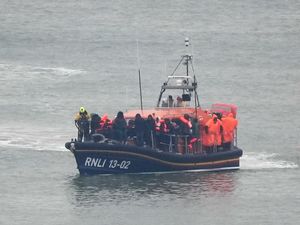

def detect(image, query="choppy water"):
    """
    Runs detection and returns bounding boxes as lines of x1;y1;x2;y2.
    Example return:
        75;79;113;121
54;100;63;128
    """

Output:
0;0;299;224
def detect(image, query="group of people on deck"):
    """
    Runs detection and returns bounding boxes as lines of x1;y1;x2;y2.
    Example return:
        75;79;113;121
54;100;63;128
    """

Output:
161;95;185;107
74;107;238;154
203;112;238;152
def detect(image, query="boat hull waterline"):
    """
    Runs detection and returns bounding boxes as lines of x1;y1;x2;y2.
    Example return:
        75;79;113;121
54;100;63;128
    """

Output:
65;142;243;175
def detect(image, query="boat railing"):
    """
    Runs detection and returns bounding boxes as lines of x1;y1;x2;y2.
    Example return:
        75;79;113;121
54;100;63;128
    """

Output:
234;128;238;147
94;124;237;153
154;132;200;154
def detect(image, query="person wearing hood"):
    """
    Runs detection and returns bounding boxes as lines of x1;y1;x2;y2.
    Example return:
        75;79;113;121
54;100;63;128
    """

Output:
112;111;127;143
222;113;238;150
134;113;146;146
74;107;90;142
204;114;223;151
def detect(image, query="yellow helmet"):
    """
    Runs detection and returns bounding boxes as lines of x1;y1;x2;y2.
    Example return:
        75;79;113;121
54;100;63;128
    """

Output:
79;107;85;113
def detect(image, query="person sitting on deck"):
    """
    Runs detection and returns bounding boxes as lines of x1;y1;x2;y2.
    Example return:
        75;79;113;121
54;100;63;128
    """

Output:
112;111;127;143
74;107;90;142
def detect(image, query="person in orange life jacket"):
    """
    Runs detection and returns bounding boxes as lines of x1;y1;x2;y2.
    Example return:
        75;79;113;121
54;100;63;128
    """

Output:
134;113;146;146
155;117;161;132
202;125;212;149
98;114;112;138
157;119;169;148
205;114;223;148
221;113;238;150
74;107;90;142
188;118;200;153
157;118;176;151
100;114;108;129
157;119;164;132
201;112;211;147
177;114;192;153
179;114;192;135
112;111;127;143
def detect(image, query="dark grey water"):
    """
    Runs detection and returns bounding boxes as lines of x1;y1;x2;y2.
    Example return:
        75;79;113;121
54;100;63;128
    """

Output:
0;0;299;224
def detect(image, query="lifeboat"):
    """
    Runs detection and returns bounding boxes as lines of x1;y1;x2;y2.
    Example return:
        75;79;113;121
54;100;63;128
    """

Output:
65;39;243;175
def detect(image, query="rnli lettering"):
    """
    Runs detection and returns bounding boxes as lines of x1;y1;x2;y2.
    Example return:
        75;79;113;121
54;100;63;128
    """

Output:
84;157;131;170
84;157;106;168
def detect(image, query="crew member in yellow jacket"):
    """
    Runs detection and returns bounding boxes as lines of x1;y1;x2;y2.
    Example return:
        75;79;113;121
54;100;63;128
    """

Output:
74;107;90;142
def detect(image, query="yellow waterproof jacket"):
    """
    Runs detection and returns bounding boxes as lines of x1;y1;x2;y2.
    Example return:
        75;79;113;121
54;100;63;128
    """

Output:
74;112;90;121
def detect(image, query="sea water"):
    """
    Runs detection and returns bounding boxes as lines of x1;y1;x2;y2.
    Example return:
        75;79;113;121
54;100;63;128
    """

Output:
0;0;299;224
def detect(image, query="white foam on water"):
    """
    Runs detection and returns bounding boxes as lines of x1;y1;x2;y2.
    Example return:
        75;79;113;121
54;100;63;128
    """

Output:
241;152;298;170
0;62;86;81
31;66;86;77
0;130;70;152
0;137;67;152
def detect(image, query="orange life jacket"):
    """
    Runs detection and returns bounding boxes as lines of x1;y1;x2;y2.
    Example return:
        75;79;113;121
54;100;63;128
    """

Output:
188;137;198;152
179;116;192;128
202;129;213;146
222;114;238;143
205;117;222;145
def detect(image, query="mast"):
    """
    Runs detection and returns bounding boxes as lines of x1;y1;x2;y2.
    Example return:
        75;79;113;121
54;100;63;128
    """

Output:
185;37;189;77
156;38;201;108
185;37;200;109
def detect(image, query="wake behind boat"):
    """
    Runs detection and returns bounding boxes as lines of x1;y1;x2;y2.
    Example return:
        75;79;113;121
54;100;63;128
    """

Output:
65;38;243;175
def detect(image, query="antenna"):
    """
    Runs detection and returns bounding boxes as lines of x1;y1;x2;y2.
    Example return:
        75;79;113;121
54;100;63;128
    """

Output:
184;37;190;77
185;37;190;47
136;40;143;112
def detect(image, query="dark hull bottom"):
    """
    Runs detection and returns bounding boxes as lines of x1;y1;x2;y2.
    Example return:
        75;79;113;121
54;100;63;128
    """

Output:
65;142;243;175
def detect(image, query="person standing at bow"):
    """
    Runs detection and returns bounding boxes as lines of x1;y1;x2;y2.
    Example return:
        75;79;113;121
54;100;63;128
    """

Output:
75;107;91;142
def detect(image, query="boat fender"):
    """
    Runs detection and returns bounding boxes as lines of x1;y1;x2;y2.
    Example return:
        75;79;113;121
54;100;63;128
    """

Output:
70;142;75;153
92;133;106;143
